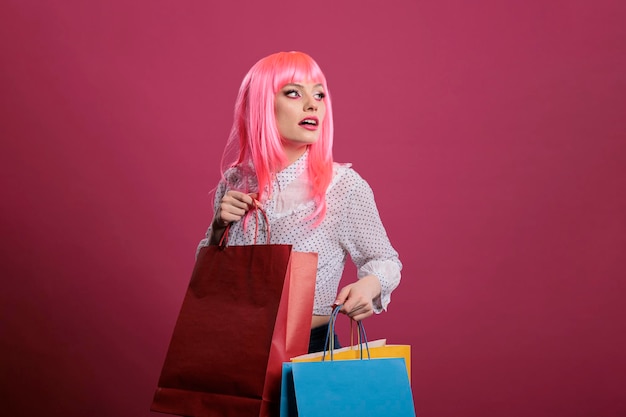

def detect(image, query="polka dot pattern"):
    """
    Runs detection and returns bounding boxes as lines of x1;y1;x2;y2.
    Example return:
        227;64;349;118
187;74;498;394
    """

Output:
198;152;402;315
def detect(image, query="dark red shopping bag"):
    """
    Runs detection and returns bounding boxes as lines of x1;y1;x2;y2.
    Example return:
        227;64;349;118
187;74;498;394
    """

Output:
151;239;317;417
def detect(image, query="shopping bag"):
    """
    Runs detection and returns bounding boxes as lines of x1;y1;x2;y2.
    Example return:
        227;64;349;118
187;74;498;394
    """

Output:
261;251;318;417
280;307;416;417
291;338;412;382
151;209;317;417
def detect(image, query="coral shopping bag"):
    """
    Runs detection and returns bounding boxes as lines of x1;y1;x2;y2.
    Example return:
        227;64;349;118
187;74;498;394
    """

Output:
152;209;317;417
280;307;416;417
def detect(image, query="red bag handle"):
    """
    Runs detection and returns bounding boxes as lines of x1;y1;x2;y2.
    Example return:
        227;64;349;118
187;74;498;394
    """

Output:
218;202;270;248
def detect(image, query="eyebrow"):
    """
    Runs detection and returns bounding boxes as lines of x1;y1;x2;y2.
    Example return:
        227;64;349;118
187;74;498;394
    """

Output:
283;83;324;89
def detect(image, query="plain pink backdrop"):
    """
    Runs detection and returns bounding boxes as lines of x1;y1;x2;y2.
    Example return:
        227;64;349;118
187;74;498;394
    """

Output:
1;1;625;416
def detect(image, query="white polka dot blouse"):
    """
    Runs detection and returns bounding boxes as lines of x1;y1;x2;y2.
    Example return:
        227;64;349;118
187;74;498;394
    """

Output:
197;151;402;315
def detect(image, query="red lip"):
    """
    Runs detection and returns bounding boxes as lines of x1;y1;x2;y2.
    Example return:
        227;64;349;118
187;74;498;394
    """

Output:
299;116;319;130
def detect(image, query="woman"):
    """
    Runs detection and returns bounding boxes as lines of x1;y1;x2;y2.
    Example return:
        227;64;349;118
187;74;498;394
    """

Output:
198;51;401;353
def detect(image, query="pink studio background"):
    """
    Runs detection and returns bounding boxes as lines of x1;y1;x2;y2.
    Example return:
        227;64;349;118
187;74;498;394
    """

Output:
1;1;625;416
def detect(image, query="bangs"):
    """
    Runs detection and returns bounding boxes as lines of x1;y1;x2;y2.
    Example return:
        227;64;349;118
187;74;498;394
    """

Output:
270;51;326;91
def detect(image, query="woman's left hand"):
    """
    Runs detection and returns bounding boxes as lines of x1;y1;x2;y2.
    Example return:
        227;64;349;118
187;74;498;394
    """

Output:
333;275;381;322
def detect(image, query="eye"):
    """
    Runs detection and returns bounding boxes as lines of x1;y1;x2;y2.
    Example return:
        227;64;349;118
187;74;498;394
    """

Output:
313;92;325;100
284;89;301;98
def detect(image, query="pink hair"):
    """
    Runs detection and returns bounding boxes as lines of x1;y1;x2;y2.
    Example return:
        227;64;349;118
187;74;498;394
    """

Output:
221;51;334;223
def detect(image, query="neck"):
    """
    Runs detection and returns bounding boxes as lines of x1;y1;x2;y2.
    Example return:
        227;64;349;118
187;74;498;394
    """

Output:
282;144;308;167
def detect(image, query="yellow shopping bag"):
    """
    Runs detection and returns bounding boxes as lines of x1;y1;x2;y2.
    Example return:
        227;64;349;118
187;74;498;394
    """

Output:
291;332;412;381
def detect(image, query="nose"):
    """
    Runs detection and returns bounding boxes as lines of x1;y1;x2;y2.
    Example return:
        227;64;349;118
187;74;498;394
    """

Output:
304;94;318;112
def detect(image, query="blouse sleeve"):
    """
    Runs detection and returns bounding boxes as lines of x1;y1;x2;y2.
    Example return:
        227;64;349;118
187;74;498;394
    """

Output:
196;179;228;256
339;170;402;313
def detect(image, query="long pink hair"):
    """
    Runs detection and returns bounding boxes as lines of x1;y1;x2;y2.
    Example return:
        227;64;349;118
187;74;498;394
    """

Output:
221;51;334;222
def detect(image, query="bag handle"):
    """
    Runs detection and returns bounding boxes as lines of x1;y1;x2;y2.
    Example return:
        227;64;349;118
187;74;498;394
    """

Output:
218;202;270;249
322;305;370;362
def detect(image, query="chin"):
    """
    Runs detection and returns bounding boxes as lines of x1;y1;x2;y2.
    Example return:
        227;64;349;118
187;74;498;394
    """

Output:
285;137;320;146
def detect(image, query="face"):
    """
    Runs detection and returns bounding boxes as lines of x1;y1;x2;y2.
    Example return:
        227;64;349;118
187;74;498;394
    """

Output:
274;81;327;153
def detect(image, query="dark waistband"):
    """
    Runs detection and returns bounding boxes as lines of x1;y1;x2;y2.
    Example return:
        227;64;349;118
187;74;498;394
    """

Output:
310;322;332;338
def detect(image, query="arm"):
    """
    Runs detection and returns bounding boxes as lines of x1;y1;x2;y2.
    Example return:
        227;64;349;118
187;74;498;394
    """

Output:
335;171;402;321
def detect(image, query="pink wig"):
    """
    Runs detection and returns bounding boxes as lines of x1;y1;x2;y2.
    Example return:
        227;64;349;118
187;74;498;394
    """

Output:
221;51;334;222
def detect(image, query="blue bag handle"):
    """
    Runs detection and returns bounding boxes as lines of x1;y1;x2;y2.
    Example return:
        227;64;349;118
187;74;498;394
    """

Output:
322;305;371;362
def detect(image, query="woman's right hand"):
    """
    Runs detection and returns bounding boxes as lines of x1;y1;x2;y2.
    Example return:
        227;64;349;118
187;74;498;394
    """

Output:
209;191;258;245
214;191;258;228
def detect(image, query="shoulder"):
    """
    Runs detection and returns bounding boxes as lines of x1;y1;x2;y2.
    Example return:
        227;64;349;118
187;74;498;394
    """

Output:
327;163;376;203
330;162;371;190
222;164;258;192
222;165;245;184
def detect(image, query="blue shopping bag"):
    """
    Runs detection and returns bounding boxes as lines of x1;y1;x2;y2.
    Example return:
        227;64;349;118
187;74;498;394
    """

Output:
280;307;416;417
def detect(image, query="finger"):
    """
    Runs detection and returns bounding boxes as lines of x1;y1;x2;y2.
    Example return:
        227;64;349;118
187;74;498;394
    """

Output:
334;286;352;311
240;192;255;206
219;202;248;220
218;203;251;226
346;297;372;315
350;309;374;322
249;195;262;209
347;303;367;314
345;300;371;317
219;211;242;224
224;191;253;209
